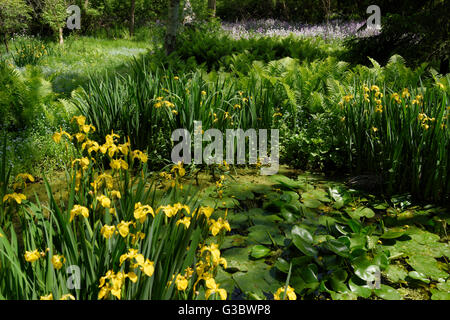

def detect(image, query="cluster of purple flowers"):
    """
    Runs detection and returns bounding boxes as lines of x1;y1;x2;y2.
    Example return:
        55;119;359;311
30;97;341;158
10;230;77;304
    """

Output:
221;19;380;40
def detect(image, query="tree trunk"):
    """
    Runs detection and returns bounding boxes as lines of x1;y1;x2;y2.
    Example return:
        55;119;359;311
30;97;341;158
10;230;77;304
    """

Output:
59;27;64;45
130;0;136;37
165;0;181;56
208;0;216;18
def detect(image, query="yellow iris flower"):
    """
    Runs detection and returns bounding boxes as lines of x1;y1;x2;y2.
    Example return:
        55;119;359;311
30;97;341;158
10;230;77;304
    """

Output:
100;225;116;239
51;254;66;270
176;216;191;229
96;195;111;208
117;221;133;237
205;278;227;300
175;274;189;291
274;285;297;300
3;193;27;204
24;249;41;263
70;205;89;222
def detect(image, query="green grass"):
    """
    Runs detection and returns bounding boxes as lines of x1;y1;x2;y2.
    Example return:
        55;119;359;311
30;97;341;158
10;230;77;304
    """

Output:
1;33;152;97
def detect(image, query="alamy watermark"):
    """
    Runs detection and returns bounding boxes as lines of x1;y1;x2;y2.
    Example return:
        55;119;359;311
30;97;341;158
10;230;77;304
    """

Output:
366;267;382;289
66;265;81;290
171;121;279;175
367;5;381;30
67;5;81;30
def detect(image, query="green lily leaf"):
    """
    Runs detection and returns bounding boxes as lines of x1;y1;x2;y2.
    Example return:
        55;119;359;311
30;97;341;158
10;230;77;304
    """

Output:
431;289;450;300
406;255;448;280
374;284;403;300
291;225;314;243
348;275;372;298
329;187;344;209
302;199;323;208
250;245;271;259
352;255;380;282
380;228;406;239
324;238;350;257
407;271;430;283
383;264;408;283
274;257;290;273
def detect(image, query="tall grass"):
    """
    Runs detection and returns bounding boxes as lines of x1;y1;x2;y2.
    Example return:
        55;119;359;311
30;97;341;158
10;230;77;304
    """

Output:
340;76;449;202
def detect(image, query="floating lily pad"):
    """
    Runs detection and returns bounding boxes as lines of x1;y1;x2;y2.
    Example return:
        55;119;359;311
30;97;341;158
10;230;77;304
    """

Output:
232;261;281;297
247;224;283;246
348;275;372;298
374;284;403;300
380;228;406;239
345;207;375;220
383;264;408;283
431;289;450;300
407;271;430;283
329;187;345;209
406;255;448;280
324;238;350;258
221;235;247;249
352;255;380;282
329;269;349;293
250;245;271;259
302;189;331;203
302;199;323;209
269;175;303;190
222;247;252;272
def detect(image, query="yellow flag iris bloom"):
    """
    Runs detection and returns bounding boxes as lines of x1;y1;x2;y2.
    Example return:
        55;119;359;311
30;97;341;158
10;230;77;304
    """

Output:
3;193;26;204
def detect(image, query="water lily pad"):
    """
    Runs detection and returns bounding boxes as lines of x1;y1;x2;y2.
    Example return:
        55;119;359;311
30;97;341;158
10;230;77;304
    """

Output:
352;255;380;282
250;214;283;226
374;284;403;300
348;275;372;298
215;268;236;293
227;212;249;228
383;264;408;283
269;175;303;190
291;225;318;257
222;247;251;272
298;263;319;284
274;257;290;273
247;224;282;245
302;189;331;202
329;269;349;293
324;238;350;258
431;289;450;300
302;199;323;209
250;245;271;259
291;225;314;243
330;291;358;300
221;235;247;249
345;207;375;220
407;271;430;283
232;261;280;297
329;187;344;209
406;255;448;280
380;228;406;239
